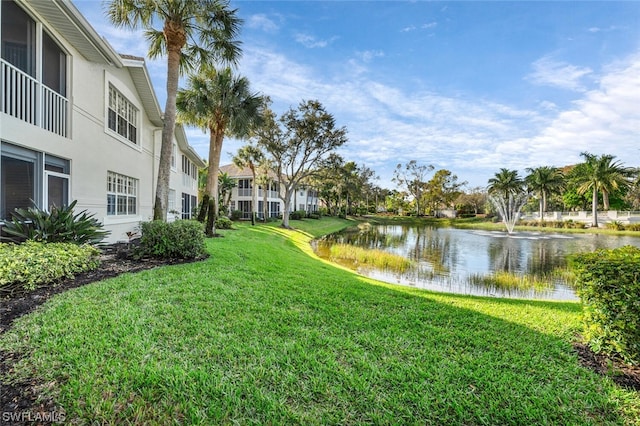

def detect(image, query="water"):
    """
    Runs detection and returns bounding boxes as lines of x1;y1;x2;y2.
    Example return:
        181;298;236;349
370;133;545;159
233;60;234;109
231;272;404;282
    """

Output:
313;224;640;300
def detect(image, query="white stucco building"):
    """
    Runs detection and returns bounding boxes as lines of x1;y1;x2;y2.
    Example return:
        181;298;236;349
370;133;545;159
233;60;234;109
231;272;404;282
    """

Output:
0;0;205;243
219;163;319;220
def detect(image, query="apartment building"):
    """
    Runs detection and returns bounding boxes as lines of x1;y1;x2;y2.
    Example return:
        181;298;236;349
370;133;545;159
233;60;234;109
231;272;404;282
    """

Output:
219;163;319;220
0;0;205;242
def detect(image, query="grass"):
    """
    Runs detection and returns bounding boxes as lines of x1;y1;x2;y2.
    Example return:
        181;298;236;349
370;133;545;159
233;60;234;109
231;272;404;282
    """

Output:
2;217;639;424
468;271;556;292
328;243;413;272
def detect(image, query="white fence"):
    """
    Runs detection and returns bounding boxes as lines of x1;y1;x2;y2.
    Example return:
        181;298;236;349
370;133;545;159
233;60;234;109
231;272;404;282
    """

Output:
521;211;640;225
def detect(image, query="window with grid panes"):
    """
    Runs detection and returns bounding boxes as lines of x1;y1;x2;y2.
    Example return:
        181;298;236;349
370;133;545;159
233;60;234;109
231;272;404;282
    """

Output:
108;85;138;144
107;171;137;215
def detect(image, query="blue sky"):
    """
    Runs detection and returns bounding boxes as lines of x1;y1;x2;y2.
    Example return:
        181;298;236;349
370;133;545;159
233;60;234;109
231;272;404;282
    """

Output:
74;1;640;189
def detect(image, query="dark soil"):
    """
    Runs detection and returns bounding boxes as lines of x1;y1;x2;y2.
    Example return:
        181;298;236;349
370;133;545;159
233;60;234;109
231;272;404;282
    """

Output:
0;249;638;424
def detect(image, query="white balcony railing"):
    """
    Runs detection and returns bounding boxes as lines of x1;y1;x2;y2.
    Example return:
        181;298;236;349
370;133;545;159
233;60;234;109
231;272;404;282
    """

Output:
1;59;68;137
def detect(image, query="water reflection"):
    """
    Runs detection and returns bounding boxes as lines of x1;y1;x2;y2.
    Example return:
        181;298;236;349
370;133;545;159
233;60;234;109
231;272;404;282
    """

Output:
314;225;640;301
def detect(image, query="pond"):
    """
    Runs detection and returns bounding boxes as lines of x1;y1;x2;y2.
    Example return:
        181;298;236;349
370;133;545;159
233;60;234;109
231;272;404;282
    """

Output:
313;224;640;301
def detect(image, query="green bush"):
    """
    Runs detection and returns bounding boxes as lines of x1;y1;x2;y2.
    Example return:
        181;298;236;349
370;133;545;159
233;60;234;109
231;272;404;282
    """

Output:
606;221;624;231
624;223;640;231
0;241;100;292
571;245;640;364
230;210;243;221
290;210;307;220
216;216;233;229
138;220;206;260
1;200;110;245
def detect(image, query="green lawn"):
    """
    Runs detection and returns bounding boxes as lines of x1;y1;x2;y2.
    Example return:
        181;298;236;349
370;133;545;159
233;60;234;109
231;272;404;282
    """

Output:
2;217;639;424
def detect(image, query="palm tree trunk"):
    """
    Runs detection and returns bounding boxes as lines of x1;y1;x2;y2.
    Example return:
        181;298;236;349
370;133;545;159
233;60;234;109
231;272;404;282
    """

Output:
197;194;209;222
539;198;544;223
251;170;257;225
262;181;268;221
205;128;224;236
603;190;610;210
153;43;181;221
592;187;599;227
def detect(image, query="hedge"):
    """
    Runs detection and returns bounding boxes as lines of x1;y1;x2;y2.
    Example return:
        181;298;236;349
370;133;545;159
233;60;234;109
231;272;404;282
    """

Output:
0;241;100;293
138;220;207;260
571;245;640;365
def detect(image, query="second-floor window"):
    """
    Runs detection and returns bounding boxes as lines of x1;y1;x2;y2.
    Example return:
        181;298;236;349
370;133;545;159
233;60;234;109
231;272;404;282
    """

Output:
108;85;138;144
238;179;252;197
1;0;69;137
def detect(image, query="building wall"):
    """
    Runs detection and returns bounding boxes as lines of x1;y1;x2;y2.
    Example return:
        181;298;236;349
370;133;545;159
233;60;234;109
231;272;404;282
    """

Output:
219;165;319;219
0;0;202;243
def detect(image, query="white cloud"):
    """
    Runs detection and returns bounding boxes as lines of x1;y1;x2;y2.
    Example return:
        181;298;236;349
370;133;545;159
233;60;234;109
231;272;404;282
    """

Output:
247;14;280;33
294;33;337;48
357;50;385;63
422;22;438;29
526;56;593;92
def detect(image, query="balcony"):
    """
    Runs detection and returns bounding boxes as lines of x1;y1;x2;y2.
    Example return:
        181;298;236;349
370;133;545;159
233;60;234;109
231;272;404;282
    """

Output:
1;58;68;137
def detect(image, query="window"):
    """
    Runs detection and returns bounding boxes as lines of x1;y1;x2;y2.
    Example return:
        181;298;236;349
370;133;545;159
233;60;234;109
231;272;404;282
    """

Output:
269;202;280;218
181;193;197;219
108;85;138;144
181;155;197;189
45;155;69;210
107;171;137;216
1;1;68;137
42;31;66;96
1;0;36;76
238;200;252;219
238;179;252;197
1;143;69;219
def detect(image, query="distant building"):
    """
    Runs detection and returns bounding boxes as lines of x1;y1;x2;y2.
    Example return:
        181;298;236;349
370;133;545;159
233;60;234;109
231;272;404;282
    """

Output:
219;164;319;219
0;0;205;242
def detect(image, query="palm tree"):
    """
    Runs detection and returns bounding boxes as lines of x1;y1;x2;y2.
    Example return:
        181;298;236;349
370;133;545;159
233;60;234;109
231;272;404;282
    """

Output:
218;172;236;215
106;0;242;221
487;168;524;199
232;144;265;225
525;166;564;222
573;152;634;227
176;67;262;235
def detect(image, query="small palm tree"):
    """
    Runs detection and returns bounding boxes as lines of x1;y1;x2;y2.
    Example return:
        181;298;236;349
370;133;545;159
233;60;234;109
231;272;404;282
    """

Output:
106;0;242;221
177;67;263;235
218;172;237;215
487;168;524;199
233;144;265;225
572;152;634;227
525;166;565;222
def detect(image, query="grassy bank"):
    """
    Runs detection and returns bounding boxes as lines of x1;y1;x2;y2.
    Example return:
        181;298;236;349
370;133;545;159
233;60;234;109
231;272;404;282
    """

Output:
2;217;639;424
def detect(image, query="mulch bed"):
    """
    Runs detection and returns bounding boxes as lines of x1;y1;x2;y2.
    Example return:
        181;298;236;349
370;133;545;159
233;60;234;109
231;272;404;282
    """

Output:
1;250;638;424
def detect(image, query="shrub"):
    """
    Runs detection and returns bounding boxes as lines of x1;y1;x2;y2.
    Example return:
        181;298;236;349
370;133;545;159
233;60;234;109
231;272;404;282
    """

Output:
216;216;233;229
138;220;206;260
308;213;321;220
0;241;100;292
625;223;640;231
290;210;307;220
230;210;243;221
571;246;640;365
606;221;624;231
1;200;109;245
